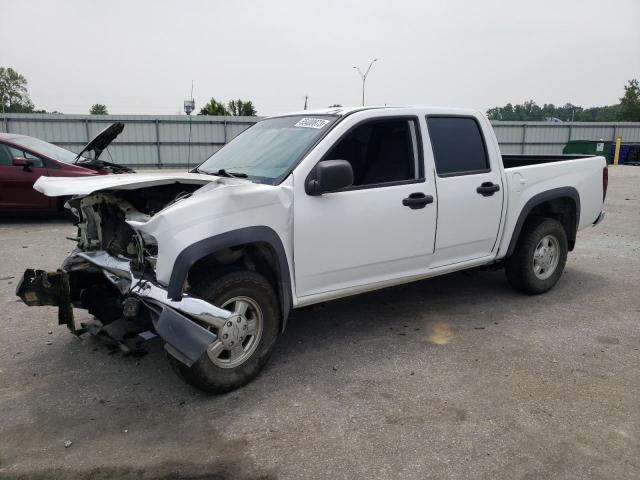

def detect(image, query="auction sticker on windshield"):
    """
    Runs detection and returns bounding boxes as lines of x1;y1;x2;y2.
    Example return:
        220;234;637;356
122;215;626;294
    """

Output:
294;118;330;129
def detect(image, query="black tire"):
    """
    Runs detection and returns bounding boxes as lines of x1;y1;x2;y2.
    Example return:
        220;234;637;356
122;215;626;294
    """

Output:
505;217;568;295
169;269;280;394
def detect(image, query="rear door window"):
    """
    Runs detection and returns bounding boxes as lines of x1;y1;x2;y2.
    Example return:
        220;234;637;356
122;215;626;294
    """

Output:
426;116;489;176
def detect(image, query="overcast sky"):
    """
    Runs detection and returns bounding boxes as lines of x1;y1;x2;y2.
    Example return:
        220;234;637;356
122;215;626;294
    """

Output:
1;0;639;116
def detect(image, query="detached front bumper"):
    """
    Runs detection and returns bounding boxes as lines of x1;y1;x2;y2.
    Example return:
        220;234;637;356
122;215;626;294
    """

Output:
16;251;233;366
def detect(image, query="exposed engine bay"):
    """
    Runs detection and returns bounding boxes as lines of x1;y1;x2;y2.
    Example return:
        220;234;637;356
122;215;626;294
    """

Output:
74;158;136;174
70;184;200;267
66;184;202;324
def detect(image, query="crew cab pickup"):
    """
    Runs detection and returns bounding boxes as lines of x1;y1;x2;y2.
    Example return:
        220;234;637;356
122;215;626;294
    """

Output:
16;107;607;393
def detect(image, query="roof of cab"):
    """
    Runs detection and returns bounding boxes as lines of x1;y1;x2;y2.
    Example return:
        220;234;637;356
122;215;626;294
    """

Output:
270;106;382;117
269;105;482;118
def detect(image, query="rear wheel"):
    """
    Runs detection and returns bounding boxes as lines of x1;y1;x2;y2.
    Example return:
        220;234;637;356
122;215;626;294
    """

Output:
505;217;568;294
170;269;280;393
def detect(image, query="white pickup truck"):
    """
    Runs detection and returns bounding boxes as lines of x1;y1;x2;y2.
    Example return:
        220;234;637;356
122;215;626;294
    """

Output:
17;107;607;393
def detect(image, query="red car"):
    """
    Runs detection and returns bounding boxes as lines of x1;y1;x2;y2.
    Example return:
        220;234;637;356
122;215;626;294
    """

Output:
0;123;132;214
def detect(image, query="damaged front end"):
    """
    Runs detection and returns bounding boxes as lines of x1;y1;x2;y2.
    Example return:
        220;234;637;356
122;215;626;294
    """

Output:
16;184;233;366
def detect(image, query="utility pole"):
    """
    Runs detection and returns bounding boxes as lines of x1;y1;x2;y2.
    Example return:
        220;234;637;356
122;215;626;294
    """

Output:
303;95;309;110
184;80;195;172
353;58;378;106
1;88;6;133
566;103;576;122
1;91;5;133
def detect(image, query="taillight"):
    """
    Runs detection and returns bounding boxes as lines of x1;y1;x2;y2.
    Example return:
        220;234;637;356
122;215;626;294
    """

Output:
602;166;608;203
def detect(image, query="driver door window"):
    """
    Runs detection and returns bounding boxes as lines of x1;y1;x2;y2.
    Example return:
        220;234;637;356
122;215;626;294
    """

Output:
325;119;421;188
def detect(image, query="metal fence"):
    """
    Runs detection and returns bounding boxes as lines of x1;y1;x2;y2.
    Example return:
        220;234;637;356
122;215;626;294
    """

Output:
2;113;640;166
492;121;640;155
0;114;258;168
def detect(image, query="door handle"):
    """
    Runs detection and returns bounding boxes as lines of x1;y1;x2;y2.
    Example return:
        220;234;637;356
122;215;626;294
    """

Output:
476;182;500;197
402;192;434;209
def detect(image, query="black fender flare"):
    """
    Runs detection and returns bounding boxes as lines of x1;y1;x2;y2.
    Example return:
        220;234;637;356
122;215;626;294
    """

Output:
506;187;580;257
167;226;293;329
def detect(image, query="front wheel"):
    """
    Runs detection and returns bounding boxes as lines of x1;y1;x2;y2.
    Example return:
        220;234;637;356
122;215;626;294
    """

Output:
505;217;568;294
169;269;280;393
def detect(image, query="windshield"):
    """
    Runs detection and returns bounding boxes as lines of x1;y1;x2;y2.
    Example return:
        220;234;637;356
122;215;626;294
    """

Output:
10;136;85;163
197;115;338;182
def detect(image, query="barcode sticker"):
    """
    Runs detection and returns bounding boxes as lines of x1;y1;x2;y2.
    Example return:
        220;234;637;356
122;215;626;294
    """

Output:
294;118;330;129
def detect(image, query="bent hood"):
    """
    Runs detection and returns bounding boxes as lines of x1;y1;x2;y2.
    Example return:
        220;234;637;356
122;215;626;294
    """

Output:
34;172;219;197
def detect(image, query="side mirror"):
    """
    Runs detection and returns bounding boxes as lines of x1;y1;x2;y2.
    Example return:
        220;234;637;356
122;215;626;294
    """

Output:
12;157;33;171
306;159;354;196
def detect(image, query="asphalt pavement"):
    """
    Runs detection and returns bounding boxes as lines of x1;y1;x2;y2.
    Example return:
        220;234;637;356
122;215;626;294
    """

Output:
0;167;638;480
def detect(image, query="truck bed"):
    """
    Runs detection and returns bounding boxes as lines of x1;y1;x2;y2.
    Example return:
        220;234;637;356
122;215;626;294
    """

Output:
496;153;606;261
502;154;595;169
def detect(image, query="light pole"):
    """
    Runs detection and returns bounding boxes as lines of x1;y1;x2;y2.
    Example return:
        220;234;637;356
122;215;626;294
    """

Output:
353;58;378;106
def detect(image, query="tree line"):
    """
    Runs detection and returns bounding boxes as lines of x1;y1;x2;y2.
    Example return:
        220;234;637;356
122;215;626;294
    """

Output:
0;67;258;117
0;67;47;113
2;66;638;121
88;98;259;116
486;79;640;122
198;98;257;116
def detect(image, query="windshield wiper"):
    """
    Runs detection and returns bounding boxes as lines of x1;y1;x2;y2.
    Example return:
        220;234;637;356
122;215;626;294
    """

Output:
213;168;248;178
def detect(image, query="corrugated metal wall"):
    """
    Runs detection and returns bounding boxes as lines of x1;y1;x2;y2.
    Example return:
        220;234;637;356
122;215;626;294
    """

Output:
493;121;640;154
2;114;639;166
0;114;257;167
